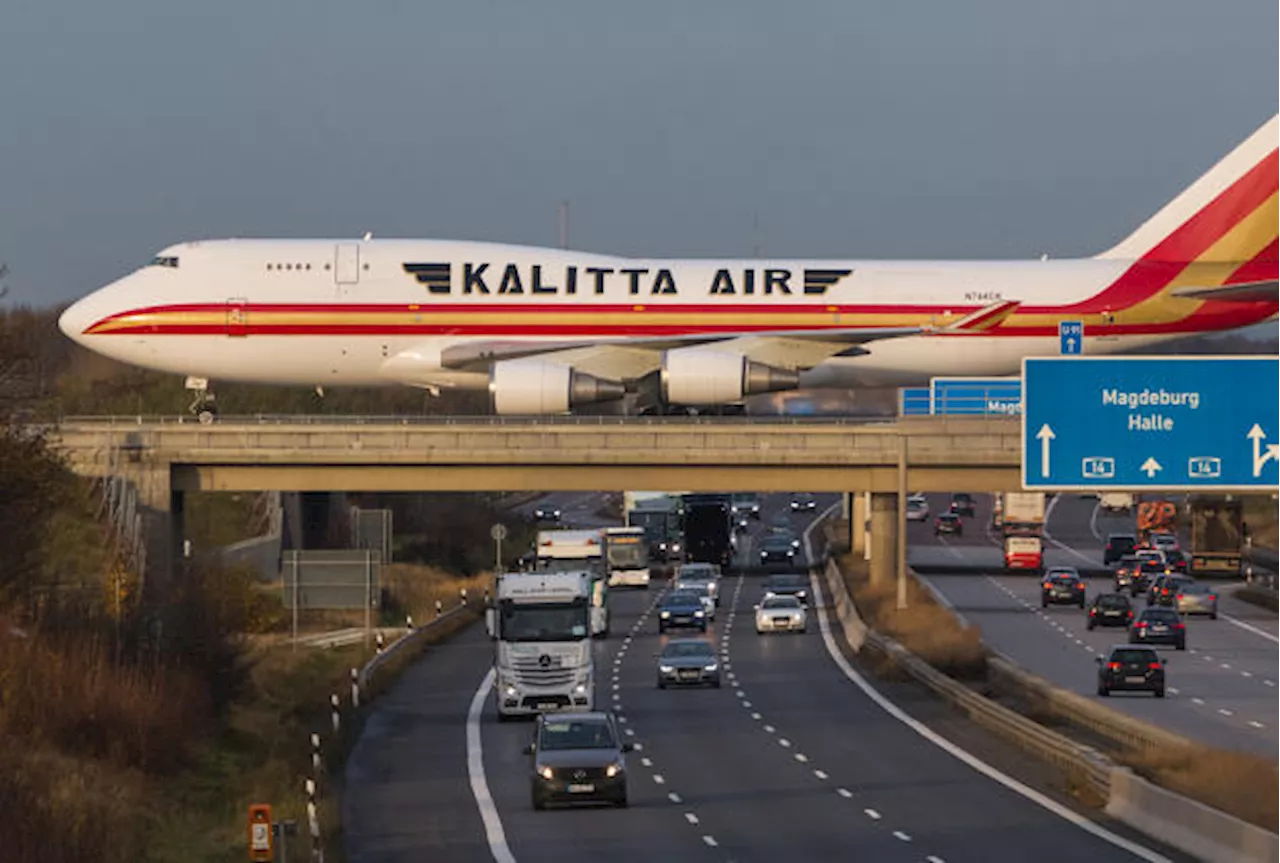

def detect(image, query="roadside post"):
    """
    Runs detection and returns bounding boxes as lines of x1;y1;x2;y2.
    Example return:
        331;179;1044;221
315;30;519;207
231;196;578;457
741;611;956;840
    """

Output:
491;522;508;571
248;803;274;862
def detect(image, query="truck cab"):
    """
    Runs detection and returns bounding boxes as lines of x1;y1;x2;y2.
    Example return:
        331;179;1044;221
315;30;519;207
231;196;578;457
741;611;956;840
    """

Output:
489;571;596;719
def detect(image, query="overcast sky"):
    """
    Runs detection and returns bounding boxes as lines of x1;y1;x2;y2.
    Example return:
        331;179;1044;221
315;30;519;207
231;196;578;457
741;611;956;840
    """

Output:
1;0;1275;306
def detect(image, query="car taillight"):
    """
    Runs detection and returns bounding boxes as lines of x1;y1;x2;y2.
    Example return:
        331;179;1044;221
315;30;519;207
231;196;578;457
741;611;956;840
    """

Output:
1134;621;1148;628
1089;608;1096;615
1173;623;1185;630
1076;582;1085;590
1127;610;1134;618
1107;661;1121;670
1042;582;1051;589
1147;662;1162;670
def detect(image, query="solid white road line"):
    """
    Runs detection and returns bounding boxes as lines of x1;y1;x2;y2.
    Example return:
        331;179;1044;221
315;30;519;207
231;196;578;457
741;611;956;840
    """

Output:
808;569;1172;863
1222;613;1280;644
466;668;517;863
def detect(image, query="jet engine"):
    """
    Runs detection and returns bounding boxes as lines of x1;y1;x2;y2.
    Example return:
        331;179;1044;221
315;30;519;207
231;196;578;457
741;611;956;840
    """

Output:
660;348;800;405
489;359;625;415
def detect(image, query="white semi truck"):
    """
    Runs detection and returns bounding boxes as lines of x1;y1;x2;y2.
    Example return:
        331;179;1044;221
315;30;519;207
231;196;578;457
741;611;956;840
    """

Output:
489;570;596;719
603;525;651;588
536;529;609;636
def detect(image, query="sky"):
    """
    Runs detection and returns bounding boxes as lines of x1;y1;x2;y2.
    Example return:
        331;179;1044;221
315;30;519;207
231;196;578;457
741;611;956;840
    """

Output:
0;0;1276;306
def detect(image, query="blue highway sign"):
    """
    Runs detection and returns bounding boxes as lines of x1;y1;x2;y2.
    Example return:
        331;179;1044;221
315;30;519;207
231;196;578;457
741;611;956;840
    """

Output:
899;387;931;416
1022;357;1280;490
931;377;1022;416
1059;321;1083;355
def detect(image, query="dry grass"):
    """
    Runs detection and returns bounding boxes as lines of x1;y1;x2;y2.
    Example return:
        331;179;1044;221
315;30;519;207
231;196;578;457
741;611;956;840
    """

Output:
837;552;987;679
381;563;495;623
1118;746;1279;831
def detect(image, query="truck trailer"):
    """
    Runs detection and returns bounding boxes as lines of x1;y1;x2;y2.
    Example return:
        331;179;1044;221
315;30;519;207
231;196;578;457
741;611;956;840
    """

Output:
1187;497;1244;577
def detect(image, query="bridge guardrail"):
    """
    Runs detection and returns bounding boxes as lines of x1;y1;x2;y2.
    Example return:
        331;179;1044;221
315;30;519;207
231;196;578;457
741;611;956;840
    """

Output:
56;413;1020;429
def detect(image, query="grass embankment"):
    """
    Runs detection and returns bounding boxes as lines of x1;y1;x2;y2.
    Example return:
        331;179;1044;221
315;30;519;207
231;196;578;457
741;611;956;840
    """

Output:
823;520;1278;829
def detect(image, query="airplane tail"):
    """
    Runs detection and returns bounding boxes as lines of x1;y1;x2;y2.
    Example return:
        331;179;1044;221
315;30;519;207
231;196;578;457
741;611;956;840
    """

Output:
1097;115;1278;272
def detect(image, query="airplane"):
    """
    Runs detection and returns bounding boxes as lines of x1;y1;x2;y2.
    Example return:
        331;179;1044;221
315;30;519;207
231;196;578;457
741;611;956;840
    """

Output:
59;115;1277;420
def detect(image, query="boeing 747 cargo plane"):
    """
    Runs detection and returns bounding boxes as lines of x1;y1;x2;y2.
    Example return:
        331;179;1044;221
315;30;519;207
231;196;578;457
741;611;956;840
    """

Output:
60;116;1277;418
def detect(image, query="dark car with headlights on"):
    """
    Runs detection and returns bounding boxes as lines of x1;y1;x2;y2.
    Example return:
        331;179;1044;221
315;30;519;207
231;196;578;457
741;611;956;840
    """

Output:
759;535;798;566
934;513;963;536
533;506;562;523
1129;607;1186;650
764;573;809;604
790;494;817;512
950;493;976;517
658;590;707;633
526;712;631;809
1087;593;1134;630
1040;568;1086;608
1096;646;1166;697
655;638;720;688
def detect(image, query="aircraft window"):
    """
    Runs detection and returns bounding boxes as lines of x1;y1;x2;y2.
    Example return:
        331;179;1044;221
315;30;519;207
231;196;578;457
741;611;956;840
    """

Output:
148;256;179;268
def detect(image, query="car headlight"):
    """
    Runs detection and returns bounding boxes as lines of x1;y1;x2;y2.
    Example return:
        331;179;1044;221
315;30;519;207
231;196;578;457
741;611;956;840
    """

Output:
504;685;517;697
694;610;704;618
660;610;670;619
659;664;675;673
539;766;554;780
796;590;807;599
760;552;768;559
605;763;622;778
704;663;718;671
573;683;587;695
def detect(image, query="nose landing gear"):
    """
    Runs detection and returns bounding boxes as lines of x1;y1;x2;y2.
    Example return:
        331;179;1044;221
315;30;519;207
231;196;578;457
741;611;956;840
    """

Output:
185;376;218;424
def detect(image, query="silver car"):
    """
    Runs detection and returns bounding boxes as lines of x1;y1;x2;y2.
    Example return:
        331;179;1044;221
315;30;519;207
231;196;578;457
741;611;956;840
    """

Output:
675;563;720;606
1175;582;1219;618
755;595;807;633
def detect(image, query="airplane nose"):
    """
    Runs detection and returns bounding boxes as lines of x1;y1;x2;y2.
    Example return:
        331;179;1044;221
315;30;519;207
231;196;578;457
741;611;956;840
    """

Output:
58;299;93;343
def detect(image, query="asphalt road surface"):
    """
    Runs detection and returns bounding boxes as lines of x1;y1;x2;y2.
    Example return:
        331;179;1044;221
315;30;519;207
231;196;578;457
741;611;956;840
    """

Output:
346;494;1179;862
909;493;1279;758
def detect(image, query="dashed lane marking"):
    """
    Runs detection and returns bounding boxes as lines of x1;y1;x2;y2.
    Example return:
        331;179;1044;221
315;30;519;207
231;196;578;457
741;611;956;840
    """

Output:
893;830;912;842
837;788;853;798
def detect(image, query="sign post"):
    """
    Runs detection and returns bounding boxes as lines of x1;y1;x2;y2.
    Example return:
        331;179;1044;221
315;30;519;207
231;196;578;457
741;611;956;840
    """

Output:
248;804;274;862
491;523;509;571
1022;357;1279;490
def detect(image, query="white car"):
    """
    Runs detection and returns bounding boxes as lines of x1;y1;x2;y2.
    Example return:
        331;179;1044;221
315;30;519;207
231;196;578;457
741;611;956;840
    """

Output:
906;495;929;522
755;595;807;633
684;582;716;619
675;563;720;606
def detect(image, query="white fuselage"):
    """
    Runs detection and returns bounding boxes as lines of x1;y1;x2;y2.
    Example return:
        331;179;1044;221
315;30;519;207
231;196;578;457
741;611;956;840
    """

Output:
58;238;1213;392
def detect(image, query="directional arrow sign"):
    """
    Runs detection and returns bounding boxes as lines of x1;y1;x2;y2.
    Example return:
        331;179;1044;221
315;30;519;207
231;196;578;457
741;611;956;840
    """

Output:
1036;424;1055;477
1022;357;1280;490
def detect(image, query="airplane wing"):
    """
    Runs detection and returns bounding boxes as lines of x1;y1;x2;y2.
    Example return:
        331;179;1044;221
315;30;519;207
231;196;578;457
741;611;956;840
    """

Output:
433;299;1020;381
1170;280;1278;302
436;325;922;379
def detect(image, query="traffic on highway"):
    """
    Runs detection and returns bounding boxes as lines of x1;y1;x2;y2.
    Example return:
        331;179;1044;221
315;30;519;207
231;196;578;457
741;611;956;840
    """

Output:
342;491;1209;863
910;492;1278;757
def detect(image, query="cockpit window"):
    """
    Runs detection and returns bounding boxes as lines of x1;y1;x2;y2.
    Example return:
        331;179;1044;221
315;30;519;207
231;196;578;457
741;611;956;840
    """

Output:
148;256;180;268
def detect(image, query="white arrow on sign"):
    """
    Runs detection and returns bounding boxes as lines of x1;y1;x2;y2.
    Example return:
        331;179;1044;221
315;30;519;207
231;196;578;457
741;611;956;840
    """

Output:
1036;424;1056;478
1140;457;1163;478
1247;424;1280;478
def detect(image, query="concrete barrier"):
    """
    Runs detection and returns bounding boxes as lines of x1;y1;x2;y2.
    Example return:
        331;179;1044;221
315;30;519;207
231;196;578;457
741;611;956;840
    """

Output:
1106;767;1279;863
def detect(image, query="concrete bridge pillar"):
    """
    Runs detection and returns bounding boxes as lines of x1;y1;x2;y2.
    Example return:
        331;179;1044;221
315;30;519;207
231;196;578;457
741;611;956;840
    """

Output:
851;493;868;556
135;464;183;608
869;492;898;588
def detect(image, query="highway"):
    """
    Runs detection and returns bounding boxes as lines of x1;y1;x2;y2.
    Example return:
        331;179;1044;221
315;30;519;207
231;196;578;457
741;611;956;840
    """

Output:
346;495;1180;862
910;493;1279;758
